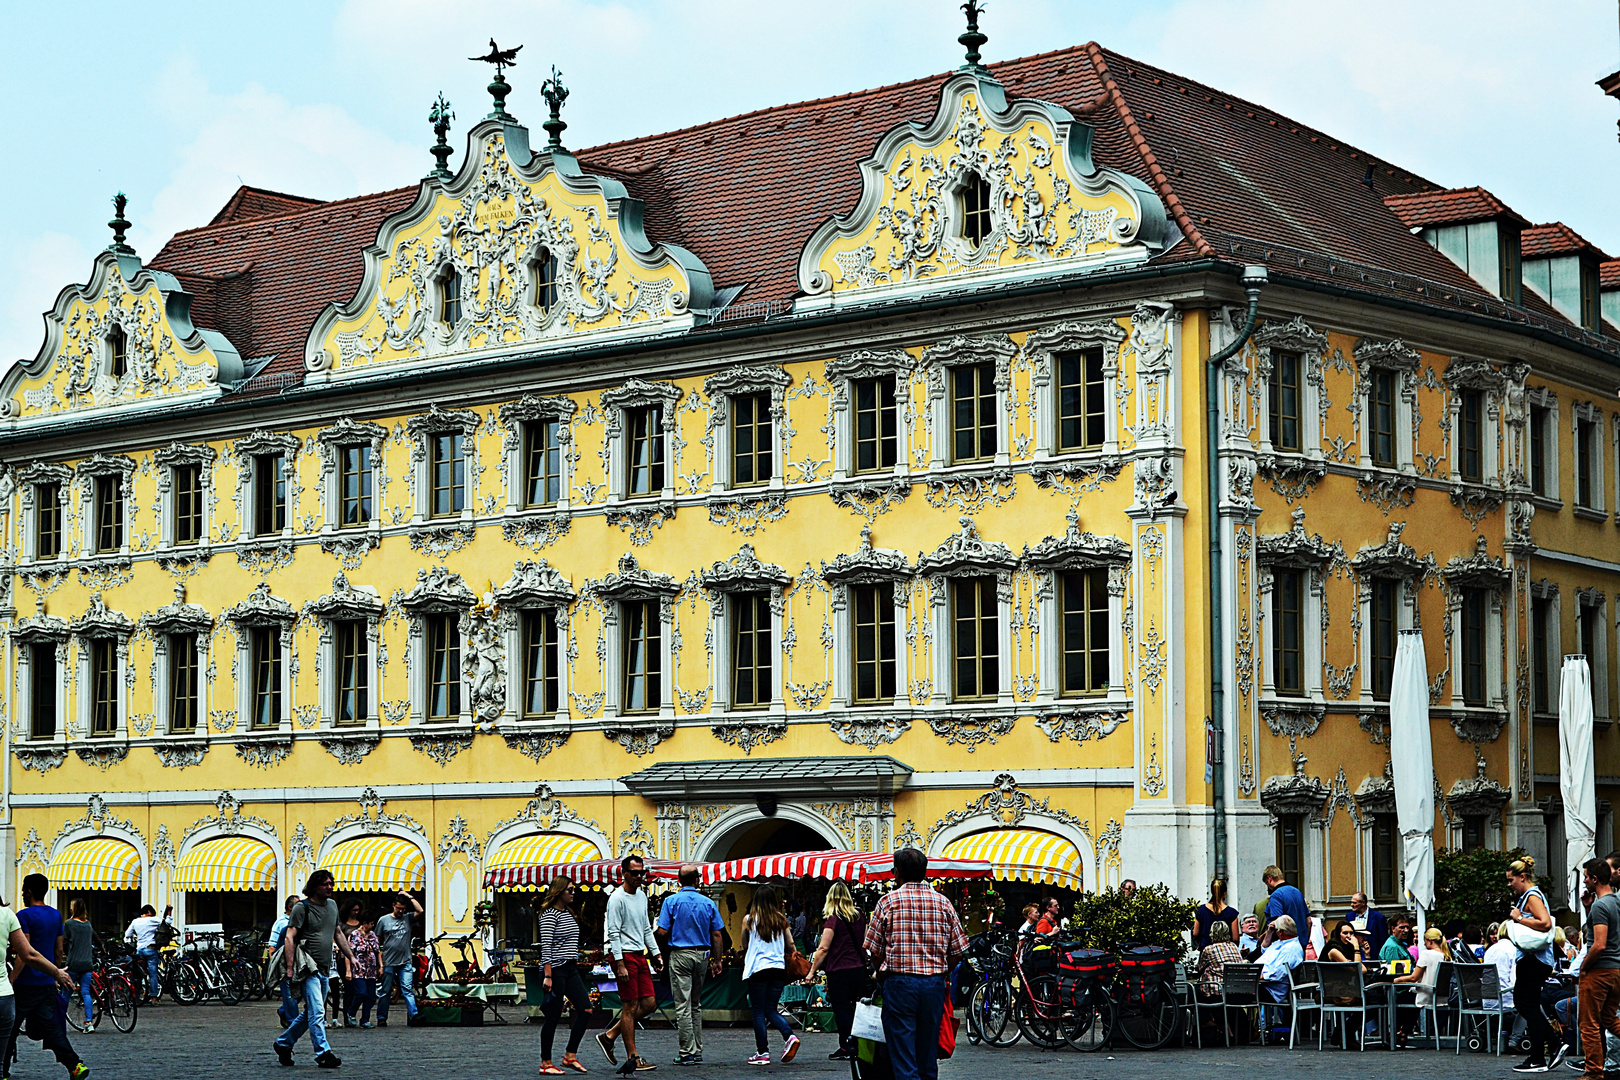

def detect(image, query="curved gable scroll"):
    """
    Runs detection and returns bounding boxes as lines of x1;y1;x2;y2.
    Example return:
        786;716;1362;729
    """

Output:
306;120;714;382
1;251;244;425
798;70;1167;307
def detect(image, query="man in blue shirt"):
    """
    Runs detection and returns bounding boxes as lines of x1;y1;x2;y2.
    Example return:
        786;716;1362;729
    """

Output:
655;865;724;1066
12;873;87;1079
269;895;299;1027
1261;865;1310;943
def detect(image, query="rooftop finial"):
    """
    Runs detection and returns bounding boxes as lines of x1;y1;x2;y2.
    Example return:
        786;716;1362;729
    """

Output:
428;92;456;181
959;0;988;70
107;192;134;255
541;66;569;151
470;38;522;120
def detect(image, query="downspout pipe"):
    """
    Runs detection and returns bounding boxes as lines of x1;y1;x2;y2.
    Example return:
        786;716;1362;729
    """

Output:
1206;265;1268;883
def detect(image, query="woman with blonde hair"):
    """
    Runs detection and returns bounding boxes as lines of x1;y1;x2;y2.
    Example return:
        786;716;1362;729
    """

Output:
802;882;869;1061
63;899;98;1031
742;884;802;1066
537;877;591;1074
1504;854;1559;1071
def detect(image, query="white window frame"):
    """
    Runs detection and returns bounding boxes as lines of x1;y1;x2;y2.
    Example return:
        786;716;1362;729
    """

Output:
1448;386;1500;486
153;630;209;737
830;580;908;710
73;454;135;559
1574;401;1606;514
15;628;68;745
492;559;576;727
826;351;915;482
231;432;299;544
316;418;386;537
608;597;674;720
703;365;789;494
17;463;70;565
919;336;1016;472
75;634;128;741
405;406;480;527
237;624;293;733
1530;579;1562;718
1259;565;1326;702
412;611;469;726
1449;586;1505;710
154;443;216;552
1253;319;1329;465
1579;588;1611;719
1526;388;1560;503
600;379;680;504
1354;340;1421;475
498;395;577;516
1026;321;1129;464
305;576;385;732
1357;576;1417;704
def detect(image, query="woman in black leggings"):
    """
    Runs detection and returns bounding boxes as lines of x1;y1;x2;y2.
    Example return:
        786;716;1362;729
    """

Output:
537;878;593;1075
1504;856;1558;1072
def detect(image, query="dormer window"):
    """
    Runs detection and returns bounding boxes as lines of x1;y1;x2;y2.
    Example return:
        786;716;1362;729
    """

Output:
438;268;462;326
532;247;558;314
1499;229;1522;305
106;326;127;379
959;173;992;248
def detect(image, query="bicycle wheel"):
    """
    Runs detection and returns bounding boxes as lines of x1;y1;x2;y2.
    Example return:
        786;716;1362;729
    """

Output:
1116;980;1182;1050
216;966;240;1005
171;961;201;1005
1064;984;1116;1053
1014;974;1072;1049
970;979;1020;1048
66;984;91;1033
107;975;137;1033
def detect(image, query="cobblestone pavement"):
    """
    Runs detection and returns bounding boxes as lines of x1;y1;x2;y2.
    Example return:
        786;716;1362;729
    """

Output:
31;1000;1519;1079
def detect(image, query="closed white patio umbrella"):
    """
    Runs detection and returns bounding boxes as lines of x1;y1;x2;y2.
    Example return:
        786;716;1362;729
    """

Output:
1389;628;1436;920
1560;653;1596;915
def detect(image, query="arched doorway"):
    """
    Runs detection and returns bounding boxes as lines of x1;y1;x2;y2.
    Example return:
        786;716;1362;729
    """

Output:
699;812;840;951
719;819;834;860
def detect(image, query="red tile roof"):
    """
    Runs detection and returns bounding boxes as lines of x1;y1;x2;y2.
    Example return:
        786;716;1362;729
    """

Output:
1383;188;1529;230
1522;222;1611;261
143;42;1610;384
1602;261;1620;291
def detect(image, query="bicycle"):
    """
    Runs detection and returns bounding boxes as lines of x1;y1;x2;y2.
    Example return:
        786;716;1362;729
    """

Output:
172;931;240;1005
1108;944;1183;1050
66;949;138;1034
963;927;1021;1047
1009;932;1114;1052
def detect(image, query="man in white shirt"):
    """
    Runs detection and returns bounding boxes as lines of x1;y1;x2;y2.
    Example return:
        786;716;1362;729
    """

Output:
269;896;298;1026
596;855;662;1076
123;904;173;1002
1259;915;1304;1004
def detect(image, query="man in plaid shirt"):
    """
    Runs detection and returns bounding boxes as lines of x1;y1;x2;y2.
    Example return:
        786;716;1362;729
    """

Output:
863;848;968;1080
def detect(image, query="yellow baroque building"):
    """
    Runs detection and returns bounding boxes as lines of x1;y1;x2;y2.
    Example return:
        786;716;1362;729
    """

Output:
3;38;1620;936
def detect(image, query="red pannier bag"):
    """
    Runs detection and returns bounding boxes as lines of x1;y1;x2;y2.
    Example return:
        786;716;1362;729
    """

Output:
1116;945;1175;1006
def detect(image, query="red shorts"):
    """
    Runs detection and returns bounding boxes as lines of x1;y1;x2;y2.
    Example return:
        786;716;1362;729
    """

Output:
618;953;655;1001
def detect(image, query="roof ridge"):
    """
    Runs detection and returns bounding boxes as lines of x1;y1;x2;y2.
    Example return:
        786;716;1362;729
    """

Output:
165;185;419;244
1083;43;1211;257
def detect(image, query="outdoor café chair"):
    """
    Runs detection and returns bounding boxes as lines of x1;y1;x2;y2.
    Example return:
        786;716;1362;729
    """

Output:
1414;961;1455;1049
1454;964;1502;1056
1209;963;1261;1048
1315;961;1381;1051
1288;960;1322;1049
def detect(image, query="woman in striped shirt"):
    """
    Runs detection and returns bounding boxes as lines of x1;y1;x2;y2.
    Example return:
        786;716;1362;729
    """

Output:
539;877;592;1074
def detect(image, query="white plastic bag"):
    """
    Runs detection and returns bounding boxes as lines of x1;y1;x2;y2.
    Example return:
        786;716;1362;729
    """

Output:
852;999;885;1043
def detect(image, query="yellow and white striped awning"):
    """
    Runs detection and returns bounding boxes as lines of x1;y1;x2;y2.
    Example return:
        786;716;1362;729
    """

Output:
942;829;1084;891
485;834;603;892
326;836;426;891
49;838;141;890
174;837;278;893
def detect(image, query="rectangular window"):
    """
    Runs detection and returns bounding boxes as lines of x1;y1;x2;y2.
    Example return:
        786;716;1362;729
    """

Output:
90;639;118;737
853;377;898;474
951;363;997;464
851;584;896;705
426;614;460;720
1369;370;1397;468
1276;815;1303;890
1582;264;1601;332
1462;816;1487;853
339;446;372;526
29;643;56;740
168;633;199;734
94;475;123;553
1057;350;1106;451
1268;351;1302;453
429;433;465;518
34;483;61;559
523;421;562;508
439;270;462;325
335;620;368;726
621;600;661;713
1530;407;1548;496
731;393;772;487
731;593;773;709
1581;604;1602;672
1533;597;1552;714
951;577;999;701
250;628;281;730
533;248;558;313
1274;569;1304;696
253;454;286;537
522;610;560;718
1372;815;1398;903
1459;390;1483;483
1499;229;1522;305
625;407;665;497
1461;588;1487;705
1577;417;1598;508
1371;579;1398;700
1060;568;1109;696
173;465;203;546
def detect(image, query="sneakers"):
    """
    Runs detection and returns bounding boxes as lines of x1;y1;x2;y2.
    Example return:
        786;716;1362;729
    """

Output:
274;1042;295;1067
781;1035;800;1063
361;1021;374;1029
376;1018;387;1027
1513;1057;1549;1074
673;1055;698;1067
1565;1057;1585;1071
1549;1045;1570;1071
70;1067;90;1080
828;1048;853;1061
316;1051;342;1069
596;1032;619;1066
746;1054;771;1067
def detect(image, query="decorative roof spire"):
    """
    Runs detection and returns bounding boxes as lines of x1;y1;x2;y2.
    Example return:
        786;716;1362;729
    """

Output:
427;92;455;181
469;38;522;121
541;66;569;151
959;0;988;71
107;192;134;255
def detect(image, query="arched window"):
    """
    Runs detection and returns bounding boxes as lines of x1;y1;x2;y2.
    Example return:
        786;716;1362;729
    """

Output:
438;269;462;326
960;173;992;248
533;247;558;314
106;326;127;379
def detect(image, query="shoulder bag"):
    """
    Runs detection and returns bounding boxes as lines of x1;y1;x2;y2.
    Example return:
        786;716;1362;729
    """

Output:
784;934;811;981
1505;891;1554;953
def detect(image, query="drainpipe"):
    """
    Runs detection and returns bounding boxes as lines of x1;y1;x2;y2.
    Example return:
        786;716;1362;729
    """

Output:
1206;265;1268;883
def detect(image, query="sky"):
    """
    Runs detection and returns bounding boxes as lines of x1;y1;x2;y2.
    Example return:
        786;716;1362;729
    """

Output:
1;0;1617;369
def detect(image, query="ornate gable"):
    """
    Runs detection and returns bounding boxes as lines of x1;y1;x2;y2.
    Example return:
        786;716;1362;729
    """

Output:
1;248;244;424
401;566;477;613
306;121;713;379
1255;509;1335;570
798;70;1166;306
303;574;386;622
822;525;912;587
140;584;214;636
492;559;575;609
701;545;792;595
1351;522;1425;580
917;517;1017;578
1023;510;1132;573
